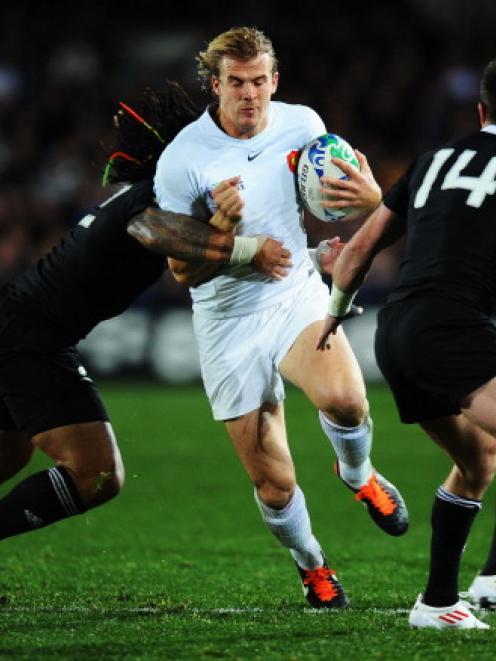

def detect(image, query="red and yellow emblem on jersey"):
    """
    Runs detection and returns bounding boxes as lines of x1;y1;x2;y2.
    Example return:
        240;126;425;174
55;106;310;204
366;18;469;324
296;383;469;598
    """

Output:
286;149;300;173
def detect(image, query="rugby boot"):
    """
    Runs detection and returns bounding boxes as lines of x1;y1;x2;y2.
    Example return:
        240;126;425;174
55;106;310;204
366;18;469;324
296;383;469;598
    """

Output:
335;461;409;536
467;575;496;610
295;558;349;609
409;593;489;629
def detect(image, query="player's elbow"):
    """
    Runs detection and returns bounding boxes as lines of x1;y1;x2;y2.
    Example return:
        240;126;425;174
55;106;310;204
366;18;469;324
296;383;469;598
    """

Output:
127;208;163;253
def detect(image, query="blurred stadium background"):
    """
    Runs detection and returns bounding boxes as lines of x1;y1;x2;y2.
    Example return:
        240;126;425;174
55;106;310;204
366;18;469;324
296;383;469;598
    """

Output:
2;0;496;382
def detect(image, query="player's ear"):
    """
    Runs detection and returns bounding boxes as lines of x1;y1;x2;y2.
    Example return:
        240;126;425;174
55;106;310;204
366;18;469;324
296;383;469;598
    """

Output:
212;75;220;98
271;71;279;94
478;101;487;126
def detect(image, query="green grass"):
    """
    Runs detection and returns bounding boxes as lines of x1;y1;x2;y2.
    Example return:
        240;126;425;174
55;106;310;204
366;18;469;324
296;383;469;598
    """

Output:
1;383;495;659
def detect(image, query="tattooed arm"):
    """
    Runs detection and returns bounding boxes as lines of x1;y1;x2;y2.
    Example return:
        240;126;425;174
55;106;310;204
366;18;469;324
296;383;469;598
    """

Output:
127;208;291;284
127;207;234;263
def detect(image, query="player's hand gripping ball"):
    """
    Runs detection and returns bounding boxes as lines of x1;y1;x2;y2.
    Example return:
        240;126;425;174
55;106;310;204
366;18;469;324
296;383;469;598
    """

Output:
297;134;359;222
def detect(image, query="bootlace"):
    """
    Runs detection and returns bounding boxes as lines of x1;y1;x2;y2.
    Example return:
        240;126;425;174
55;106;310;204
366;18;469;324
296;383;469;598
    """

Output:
355;474;396;515
303;567;338;601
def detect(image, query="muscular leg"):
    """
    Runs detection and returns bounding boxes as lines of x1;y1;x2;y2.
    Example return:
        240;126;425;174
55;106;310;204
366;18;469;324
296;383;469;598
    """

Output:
280;323;368;426
280;322;372;486
224;400;348;607
0;421;124;539
225;401;323;569
419;413;496;606
460;376;496;439
279;320;408;535
422;414;496;500
0;431;34;484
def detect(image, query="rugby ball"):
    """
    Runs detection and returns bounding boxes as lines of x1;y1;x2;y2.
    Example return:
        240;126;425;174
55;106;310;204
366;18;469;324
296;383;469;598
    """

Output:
297;133;359;222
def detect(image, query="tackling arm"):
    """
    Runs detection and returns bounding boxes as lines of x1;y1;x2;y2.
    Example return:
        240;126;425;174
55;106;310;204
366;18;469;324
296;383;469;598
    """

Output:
128;208;292;281
127;208;234;263
316;203;406;350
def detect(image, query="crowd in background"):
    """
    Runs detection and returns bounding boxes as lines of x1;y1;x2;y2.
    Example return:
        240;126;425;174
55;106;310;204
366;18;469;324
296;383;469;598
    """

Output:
0;2;494;309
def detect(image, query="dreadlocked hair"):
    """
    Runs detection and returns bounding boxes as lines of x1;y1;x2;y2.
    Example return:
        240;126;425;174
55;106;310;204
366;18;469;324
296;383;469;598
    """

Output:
102;80;200;185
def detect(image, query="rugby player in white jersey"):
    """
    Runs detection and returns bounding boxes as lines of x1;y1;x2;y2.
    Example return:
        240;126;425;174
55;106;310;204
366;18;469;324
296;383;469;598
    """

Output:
152;27;408;608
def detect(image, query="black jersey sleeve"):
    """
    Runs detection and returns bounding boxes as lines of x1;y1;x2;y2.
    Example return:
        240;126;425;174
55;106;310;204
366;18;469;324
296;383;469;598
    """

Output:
382;159;419;217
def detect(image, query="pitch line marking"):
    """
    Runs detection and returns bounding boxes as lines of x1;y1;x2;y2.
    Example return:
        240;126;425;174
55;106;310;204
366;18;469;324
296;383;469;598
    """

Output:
0;606;412;615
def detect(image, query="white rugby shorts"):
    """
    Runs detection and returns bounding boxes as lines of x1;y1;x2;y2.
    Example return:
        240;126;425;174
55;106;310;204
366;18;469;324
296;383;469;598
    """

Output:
193;271;329;420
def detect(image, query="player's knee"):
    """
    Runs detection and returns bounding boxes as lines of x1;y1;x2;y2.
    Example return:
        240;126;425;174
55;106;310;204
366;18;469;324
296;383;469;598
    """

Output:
255;477;295;509
320;389;369;427
65;453;125;508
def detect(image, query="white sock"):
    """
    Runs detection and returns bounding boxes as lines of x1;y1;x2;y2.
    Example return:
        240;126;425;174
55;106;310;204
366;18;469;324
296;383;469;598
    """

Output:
254;485;324;570
319;412;373;489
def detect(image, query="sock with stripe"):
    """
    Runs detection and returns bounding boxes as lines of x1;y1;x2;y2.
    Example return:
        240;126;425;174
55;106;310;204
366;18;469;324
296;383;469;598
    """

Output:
423;486;481;607
255;484;324;570
0;467;86;539
319;412;373;488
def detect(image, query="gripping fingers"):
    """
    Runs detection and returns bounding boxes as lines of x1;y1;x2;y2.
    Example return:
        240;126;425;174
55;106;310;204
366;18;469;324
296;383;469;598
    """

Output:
321;175;355;191
330;157;359;178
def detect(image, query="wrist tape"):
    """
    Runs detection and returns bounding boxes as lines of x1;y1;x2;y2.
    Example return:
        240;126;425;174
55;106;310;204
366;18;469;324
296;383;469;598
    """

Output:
328;285;357;317
230;235;268;265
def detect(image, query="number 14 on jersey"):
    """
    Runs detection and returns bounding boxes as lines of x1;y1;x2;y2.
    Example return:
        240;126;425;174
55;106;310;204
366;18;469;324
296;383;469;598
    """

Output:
414;148;496;209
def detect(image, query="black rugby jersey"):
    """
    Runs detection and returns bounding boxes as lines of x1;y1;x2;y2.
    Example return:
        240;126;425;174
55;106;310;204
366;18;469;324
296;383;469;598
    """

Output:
383;129;496;313
5;180;166;345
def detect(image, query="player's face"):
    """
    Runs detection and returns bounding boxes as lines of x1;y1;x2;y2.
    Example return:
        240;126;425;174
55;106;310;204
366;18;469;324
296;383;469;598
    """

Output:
212;54;279;139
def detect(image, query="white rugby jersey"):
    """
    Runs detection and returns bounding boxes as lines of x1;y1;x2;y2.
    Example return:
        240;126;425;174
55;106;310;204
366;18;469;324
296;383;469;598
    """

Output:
154;101;325;317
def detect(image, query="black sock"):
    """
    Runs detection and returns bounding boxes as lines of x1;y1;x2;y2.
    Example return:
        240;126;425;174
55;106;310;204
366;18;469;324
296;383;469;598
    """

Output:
423;487;481;607
480;518;496;576
0;466;86;540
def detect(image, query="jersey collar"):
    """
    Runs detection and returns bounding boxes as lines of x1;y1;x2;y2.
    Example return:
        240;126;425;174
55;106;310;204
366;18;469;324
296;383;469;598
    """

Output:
481;124;496;135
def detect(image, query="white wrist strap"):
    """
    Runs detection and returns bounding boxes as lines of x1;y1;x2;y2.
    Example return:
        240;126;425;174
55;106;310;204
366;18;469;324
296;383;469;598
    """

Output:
230;235;268;265
328;285;356;317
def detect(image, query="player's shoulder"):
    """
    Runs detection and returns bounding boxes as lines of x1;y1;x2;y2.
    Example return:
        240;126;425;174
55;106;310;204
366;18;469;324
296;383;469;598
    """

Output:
271;101;325;143
444;129;489;151
155;112;206;173
411;129;492;174
271;100;322;123
163;111;206;148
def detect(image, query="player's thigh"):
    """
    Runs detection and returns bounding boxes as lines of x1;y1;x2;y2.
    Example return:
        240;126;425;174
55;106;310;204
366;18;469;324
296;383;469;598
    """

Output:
224;401;295;498
421;414;496;473
460;376;496;438
279;321;366;413
194;309;286;421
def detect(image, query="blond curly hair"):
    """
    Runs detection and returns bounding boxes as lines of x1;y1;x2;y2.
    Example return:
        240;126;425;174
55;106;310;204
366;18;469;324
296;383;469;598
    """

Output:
197;26;278;91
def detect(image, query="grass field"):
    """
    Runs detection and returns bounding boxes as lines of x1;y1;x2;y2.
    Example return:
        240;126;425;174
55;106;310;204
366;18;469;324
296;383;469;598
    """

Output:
1;382;496;659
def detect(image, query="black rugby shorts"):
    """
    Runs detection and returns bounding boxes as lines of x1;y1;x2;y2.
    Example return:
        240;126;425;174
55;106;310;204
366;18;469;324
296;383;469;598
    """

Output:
0;301;108;436
375;296;496;424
